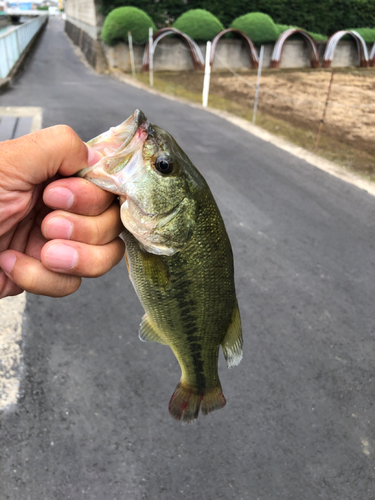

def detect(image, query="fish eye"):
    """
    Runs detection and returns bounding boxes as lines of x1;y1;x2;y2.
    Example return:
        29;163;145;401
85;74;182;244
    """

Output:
155;156;173;175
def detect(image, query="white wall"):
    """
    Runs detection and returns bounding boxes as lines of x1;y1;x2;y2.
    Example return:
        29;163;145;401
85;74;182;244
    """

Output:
65;0;101;38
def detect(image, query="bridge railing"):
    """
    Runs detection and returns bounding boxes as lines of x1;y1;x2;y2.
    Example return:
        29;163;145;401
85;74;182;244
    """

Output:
0;15;47;78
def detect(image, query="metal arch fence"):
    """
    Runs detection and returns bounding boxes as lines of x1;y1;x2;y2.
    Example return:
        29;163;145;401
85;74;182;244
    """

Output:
271;29;320;68
0;15;47;78
210;29;259;69
370;43;375;67
322;30;369;68
139;27;373;75
142;28;204;72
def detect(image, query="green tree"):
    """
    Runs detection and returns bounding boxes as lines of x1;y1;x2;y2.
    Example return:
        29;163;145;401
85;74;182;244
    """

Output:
98;0;375;35
101;6;156;44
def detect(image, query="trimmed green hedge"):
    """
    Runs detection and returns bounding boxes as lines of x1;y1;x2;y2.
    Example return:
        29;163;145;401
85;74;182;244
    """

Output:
101;6;156;45
348;27;375;43
230;12;278;44
275;24;327;42
275;24;292;36
172;9;224;42
99;1;375;36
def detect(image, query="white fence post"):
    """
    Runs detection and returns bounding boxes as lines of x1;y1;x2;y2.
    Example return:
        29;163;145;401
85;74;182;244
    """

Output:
252;45;264;125
149;27;154;87
128;31;136;78
202;41;211;108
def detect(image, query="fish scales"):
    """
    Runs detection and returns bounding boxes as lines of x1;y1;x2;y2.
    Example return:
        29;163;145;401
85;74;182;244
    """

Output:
124;192;235;386
79;110;243;424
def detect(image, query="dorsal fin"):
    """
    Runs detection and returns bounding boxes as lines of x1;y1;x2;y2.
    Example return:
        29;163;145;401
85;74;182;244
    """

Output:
221;303;243;368
139;314;168;345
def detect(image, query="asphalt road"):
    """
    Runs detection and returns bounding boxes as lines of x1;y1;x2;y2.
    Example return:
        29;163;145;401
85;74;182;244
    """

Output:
1;17;375;500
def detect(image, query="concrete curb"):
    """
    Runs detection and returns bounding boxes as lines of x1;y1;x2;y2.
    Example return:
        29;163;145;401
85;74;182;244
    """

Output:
110;68;375;198
0;77;11;94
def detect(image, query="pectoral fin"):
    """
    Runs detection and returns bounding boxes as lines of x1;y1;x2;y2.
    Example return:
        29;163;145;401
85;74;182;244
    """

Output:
139;314;168;345
221;303;243;368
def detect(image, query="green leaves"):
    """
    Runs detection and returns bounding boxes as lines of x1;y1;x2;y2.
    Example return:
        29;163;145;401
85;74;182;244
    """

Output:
230;12;278;44
173;9;224;42
99;0;375;38
101;6;157;45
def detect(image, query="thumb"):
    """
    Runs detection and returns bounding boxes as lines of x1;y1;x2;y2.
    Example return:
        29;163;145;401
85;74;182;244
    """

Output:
0;125;102;186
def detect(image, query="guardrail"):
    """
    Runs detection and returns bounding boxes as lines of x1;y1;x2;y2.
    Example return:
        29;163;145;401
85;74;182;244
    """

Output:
0;15;47;78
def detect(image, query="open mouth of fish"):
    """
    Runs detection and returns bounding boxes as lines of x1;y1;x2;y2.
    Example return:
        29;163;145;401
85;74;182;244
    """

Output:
77;109;150;194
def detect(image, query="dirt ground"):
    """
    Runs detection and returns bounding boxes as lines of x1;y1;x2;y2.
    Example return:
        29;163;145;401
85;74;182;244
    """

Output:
213;69;375;150
140;68;375;177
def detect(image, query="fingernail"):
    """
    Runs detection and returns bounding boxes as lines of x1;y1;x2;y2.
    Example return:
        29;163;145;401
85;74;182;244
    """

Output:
44;187;74;210
44;217;73;240
87;146;102;166
0;252;16;274
44;244;78;270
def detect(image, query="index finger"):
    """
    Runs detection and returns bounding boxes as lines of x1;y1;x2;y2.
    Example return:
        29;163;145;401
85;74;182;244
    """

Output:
43;176;116;216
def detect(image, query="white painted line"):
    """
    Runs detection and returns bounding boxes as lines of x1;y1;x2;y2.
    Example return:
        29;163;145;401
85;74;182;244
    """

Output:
0;106;42;133
0;106;42;410
110;69;375;198
0;293;26;409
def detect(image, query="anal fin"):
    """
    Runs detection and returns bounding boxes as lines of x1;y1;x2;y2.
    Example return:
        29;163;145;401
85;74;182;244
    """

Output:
221;303;243;368
139;314;168;345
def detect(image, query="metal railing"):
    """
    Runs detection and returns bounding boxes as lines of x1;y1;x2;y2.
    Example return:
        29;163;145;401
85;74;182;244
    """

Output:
0;15;47;78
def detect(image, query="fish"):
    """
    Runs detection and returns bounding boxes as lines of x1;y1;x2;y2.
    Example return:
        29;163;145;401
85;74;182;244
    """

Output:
78;110;243;424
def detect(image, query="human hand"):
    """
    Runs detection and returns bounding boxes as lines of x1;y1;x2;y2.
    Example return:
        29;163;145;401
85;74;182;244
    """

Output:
0;125;125;299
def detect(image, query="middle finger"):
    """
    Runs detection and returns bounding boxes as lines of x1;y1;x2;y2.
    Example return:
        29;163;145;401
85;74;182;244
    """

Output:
42;201;123;245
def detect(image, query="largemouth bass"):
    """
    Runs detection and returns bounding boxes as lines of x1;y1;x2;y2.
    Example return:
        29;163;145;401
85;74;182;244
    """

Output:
79;110;243;424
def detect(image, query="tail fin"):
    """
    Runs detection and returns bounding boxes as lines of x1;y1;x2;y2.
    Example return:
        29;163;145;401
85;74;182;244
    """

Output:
168;381;226;424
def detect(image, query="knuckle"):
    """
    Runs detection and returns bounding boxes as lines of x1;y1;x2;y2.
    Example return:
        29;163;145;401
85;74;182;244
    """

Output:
56;124;76;140
55;125;83;156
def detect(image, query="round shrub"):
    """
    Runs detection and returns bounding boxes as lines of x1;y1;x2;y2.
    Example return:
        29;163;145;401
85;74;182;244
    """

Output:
101;7;156;45
230;12;278;45
172;9;224;42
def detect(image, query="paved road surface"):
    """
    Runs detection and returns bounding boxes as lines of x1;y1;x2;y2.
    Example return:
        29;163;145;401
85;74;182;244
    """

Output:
1;18;375;500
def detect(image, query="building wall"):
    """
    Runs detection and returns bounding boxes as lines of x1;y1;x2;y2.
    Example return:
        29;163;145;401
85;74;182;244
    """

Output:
64;0;107;72
64;0;99;33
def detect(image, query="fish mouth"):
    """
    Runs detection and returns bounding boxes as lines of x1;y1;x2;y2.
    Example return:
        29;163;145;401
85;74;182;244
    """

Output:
77;109;149;180
116;109;149;153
